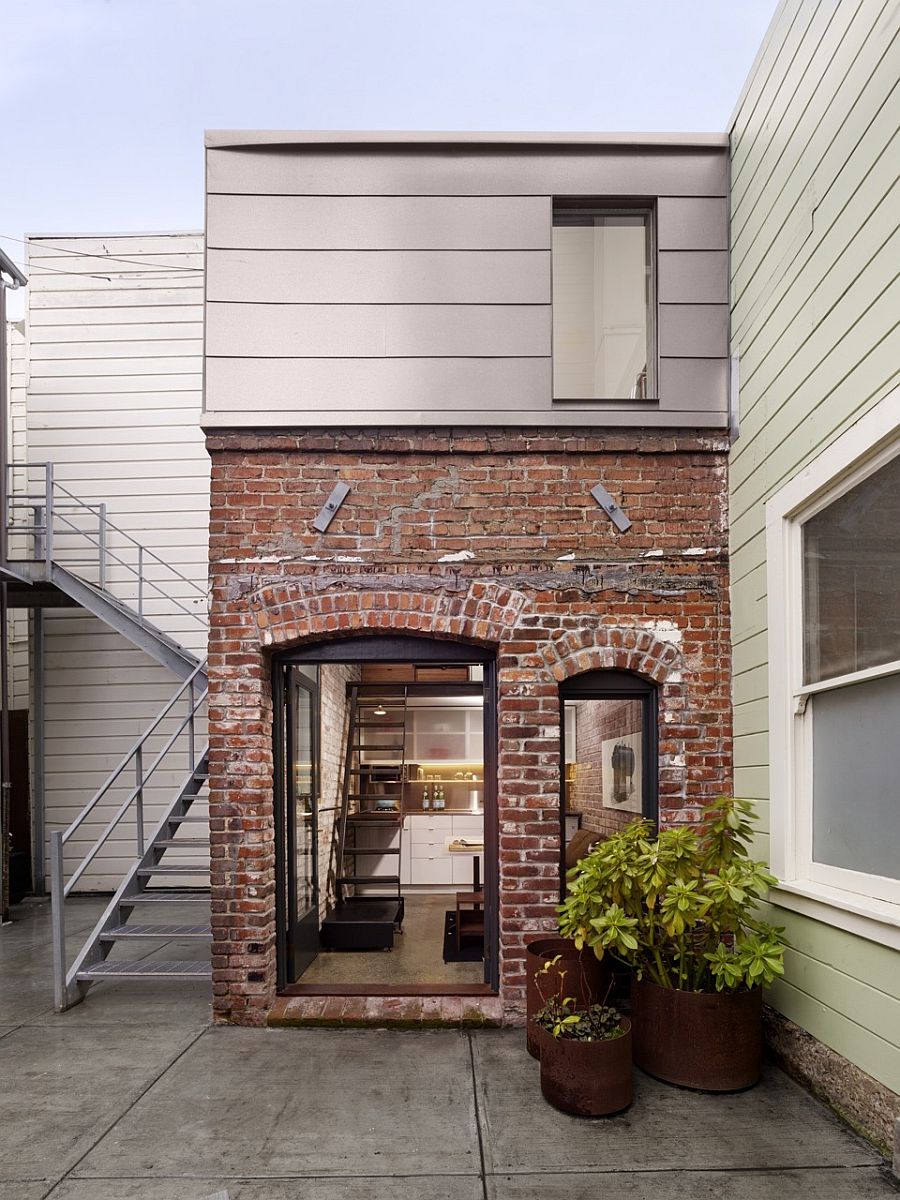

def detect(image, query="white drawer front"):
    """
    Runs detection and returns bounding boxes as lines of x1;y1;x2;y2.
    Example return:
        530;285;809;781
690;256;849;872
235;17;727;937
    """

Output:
410;840;445;858
410;857;453;885
451;816;484;836
409;822;451;843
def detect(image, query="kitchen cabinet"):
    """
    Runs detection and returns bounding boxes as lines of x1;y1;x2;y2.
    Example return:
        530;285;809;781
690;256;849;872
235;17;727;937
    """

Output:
400;813;484;887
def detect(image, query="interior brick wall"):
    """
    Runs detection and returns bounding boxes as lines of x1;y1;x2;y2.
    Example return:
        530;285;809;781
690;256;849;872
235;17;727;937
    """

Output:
568;698;643;839
206;427;732;1026
316;663;358;919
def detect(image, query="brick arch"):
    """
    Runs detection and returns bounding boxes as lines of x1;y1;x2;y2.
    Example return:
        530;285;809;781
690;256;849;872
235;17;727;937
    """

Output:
248;578;530;651
540;623;688;815
541;624;682;684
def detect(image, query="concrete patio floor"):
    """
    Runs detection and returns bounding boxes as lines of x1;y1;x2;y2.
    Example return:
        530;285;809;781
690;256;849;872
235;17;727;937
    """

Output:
1;897;897;1199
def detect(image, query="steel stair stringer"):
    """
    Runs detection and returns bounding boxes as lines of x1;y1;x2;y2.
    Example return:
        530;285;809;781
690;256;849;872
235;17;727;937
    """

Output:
59;749;210;1010
49;563;203;681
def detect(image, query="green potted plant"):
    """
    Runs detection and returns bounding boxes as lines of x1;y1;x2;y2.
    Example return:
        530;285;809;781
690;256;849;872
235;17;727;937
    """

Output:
558;797;786;1091
532;955;632;1116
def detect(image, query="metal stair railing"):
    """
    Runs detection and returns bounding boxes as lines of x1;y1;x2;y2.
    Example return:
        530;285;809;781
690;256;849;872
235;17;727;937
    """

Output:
50;660;209;1010
5;461;208;632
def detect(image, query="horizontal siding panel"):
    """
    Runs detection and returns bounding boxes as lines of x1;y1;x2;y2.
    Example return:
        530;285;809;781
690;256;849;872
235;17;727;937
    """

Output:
27;273;200;294
205;355;551;413
658;304;729;358
733;20;898;317
31;322;204;343
32;339;204;360
736;178;900;426
30;355;201;377
206;301;552;358
206;248;550;304
735;110;899;352
657;358;728;413
30;392;204;414
767;978;900;1095
730;0;817;184
658;251;729;303
29;374;203;394
30;287;204;309
208;193;552;250
656;197;729;249
29;234;203;257
29;305;204;326
207;147;729;198
732;0;884;244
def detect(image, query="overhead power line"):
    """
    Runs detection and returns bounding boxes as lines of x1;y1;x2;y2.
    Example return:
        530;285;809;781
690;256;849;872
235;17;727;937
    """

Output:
0;233;203;274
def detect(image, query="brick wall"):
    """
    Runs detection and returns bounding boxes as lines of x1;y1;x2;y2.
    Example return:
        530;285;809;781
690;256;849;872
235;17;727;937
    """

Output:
206;427;732;1026
568;698;643;839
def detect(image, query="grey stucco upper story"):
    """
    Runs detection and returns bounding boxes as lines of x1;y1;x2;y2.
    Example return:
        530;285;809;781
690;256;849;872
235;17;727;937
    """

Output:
202;131;730;430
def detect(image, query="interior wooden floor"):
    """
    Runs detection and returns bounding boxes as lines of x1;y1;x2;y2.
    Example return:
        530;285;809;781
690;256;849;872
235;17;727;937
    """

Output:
300;894;484;986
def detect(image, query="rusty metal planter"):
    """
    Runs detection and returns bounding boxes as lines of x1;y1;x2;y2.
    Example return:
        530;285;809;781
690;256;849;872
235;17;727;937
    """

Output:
631;976;763;1091
539;1018;633;1116
525;937;612;1059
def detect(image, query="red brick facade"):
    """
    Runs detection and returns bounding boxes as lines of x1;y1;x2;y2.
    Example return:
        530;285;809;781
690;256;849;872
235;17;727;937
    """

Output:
206;428;732;1026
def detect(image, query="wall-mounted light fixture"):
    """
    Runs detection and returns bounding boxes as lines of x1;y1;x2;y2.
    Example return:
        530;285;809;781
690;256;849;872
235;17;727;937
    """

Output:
312;481;350;533
590;482;632;533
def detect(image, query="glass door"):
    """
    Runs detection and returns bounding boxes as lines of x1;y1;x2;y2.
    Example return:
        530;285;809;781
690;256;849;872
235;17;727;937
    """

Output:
286;668;320;980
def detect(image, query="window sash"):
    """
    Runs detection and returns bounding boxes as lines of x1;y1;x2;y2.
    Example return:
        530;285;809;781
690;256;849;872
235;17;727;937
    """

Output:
766;392;900;918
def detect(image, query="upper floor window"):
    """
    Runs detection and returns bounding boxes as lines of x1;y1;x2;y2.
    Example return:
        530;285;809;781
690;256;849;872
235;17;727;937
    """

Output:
552;207;653;402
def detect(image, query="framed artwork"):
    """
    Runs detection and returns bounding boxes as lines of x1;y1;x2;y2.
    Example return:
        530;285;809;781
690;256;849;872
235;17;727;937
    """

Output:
601;731;643;813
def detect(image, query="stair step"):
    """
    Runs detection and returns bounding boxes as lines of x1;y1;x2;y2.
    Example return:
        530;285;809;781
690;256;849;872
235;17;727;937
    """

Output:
345;847;401;856
127;891;210;904
169;815;209;824
155;838;209;849
101;923;211;941
137;864;208;876
348;792;402;799
346;813;402;825
76;959;212;980
338;874;401;886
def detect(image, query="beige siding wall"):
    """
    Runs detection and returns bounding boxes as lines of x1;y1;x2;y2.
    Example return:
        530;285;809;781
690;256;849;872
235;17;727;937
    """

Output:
7;321;29;708
730;0;900;1092
22;233;209;889
204;138;730;429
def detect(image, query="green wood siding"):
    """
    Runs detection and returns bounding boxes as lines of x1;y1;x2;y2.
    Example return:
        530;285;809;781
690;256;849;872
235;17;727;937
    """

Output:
730;0;900;1094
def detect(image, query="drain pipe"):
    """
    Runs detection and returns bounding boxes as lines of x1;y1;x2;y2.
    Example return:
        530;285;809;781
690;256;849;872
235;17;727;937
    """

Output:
0;248;28;924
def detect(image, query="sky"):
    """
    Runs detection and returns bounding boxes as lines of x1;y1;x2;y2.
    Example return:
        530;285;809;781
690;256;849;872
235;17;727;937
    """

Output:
3;0;779;302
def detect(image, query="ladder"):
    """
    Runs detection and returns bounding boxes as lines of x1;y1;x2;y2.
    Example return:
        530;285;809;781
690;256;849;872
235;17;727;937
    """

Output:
321;684;409;950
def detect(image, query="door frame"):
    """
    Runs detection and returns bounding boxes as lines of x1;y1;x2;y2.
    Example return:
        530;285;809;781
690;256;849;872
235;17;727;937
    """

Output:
273;662;321;988
273;635;499;993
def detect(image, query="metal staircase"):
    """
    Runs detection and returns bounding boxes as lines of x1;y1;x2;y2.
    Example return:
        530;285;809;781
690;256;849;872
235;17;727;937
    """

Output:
4;462;207;679
51;663;210;1009
2;461;213;1010
321;684;408;951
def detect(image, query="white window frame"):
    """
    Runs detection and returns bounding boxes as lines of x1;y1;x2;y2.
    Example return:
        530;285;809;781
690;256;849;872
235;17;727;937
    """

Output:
766;388;900;947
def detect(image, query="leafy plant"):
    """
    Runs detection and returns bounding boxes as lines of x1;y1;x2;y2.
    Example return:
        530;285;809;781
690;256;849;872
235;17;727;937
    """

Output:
531;953;625;1042
533;996;625;1042
557;797;786;993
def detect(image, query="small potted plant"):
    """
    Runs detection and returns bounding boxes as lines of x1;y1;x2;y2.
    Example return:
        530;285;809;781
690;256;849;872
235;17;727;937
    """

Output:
532;955;632;1116
524;935;611;1059
558;797;786;1091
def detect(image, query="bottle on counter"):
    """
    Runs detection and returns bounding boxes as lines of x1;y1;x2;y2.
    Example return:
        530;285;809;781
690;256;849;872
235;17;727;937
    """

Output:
422;786;430;810
435;785;445;810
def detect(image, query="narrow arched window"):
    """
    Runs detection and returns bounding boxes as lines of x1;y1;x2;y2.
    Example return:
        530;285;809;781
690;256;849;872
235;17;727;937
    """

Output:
559;671;658;888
